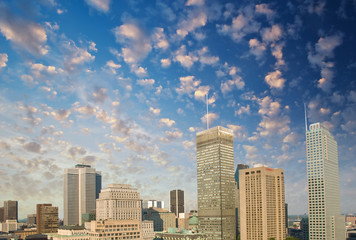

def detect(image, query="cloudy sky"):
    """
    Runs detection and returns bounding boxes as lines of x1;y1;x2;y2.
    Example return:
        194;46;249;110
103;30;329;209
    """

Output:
1;0;356;219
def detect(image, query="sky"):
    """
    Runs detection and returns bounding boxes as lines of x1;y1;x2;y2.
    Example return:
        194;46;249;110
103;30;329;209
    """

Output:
0;0;356;219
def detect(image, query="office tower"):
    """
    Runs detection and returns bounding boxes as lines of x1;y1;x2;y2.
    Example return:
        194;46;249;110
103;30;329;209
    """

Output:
301;218;309;240
239;166;286;240
36;204;58;234
196;126;236;240
4;200;18;221
64;164;101;226
142;200;165;209
142;207;176;231
27;214;36;225
0;207;4;222
234;164;249;238
306;123;344;240
170;189;184;217
96;184;142;221
235;164;249;186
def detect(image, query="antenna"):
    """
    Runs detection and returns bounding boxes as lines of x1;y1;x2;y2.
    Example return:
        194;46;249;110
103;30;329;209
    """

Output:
206;94;209;129
304;102;308;132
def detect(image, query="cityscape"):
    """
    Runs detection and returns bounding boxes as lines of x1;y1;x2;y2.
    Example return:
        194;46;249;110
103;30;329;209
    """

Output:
1;0;356;240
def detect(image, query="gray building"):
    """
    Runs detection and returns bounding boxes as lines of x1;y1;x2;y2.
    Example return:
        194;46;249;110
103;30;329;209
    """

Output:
170;190;184;217
4;201;18;222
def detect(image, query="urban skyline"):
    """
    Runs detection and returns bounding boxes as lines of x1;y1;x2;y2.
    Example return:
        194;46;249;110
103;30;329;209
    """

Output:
1;0;356;220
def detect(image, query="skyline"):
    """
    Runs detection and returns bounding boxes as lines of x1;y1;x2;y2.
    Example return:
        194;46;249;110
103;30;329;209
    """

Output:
1;0;356;219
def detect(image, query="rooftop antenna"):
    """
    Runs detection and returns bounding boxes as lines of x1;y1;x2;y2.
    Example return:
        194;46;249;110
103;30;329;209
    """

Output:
206;93;209;129
304;102;308;132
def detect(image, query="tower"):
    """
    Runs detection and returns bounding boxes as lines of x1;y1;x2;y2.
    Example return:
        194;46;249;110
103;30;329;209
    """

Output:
239;166;286;240
170;189;184;217
196;126;236;240
36;204;58;234
306;123;344;239
4;200;18;222
63;164;101;226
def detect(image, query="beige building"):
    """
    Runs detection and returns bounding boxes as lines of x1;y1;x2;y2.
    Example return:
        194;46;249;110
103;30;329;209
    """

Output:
196;126;236;240
96;184;142;221
142;220;154;240
239;167;286;240
89;219;141;240
143;207;175;232
46;226;89;240
36;204;58;234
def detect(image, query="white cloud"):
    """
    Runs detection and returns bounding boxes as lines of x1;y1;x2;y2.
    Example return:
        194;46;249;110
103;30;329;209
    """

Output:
174;45;198;69
0;8;48;55
106;60;121;74
160;58;171;67
201;112;219;126
133;65;148;77
186;0;204;6
85;0;111;12
176;76;201;96
51;109;71;121
261;25;282;43
348;91;356;103
283;132;298;144
182;140;195;149
271;43;285;66
21;75;37;85
159;118;176;127
197;47;219;65
62;40;95;72
31;63;58;78
0;53;8;69
137;79;155;87
249;38;266;60
194;86;210;102
188;127;196;132
221;76;245;94
264;70;285;89
236;105;251;115
255;4;275;19
149;107;160;116
243;145;258;160
176;10;207;38
152;28;169;50
91;87;108;104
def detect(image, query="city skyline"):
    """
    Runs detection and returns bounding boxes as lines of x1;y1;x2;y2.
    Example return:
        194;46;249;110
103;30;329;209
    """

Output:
0;0;356;219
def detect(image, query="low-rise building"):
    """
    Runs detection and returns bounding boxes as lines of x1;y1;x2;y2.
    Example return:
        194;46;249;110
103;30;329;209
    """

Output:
88;219;141;240
143;208;175;232
142;220;154;240
155;228;206;240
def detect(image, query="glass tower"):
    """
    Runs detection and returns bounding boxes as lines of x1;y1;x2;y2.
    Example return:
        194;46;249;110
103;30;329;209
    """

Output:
196;126;236;240
306;123;344;240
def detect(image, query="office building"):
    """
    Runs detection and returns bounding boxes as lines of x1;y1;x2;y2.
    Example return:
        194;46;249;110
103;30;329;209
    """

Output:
239;166;286;240
234;164;249;238
36;204;58;234
142;207;176;232
0;207;4;222
64;164;101;226
27;214;36;225
196;126;236;240
4;201;18;221
96;184;142;221
142;200;164;209
89;219;141;240
306;123;344;240
170;189;184;217
235;164;249;187
141;220;154;240
301;218;309;240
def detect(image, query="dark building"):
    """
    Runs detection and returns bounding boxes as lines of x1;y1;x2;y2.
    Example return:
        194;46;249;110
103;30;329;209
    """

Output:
285;203;288;231
234;164;249;239
4;201;18;221
234;164;249;188
25;234;47;240
0;207;4;222
170;190;184;217
36;204;58;234
300;218;309;240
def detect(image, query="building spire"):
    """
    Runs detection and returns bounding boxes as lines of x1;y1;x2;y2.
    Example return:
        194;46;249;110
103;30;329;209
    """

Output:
206;94;209;129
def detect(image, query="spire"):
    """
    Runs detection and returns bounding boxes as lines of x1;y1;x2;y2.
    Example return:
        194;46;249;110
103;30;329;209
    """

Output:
206;94;209;129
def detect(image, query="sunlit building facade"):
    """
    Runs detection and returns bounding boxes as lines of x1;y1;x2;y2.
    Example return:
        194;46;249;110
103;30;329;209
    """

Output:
196;126;236;240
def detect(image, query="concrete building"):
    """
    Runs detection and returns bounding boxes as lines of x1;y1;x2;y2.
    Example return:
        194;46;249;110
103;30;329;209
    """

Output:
27;214;36;225
142;220;154;240
306;123;344;240
96;184;142;221
143;207;175;232
14;228;37;239
155;229;207;240
239;166;286;240
64;164;101;226
234;164;249;239
46;226;88;240
88;219;141;240
36;204;58;234
0;220;24;233
170;190;184;218
196;126;236;240
142;200;164;209
4;201;18;222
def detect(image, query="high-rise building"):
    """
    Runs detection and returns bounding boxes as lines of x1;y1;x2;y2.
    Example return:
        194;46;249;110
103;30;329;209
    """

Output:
142;200;165;209
239;166;286;240
234;164;249;187
0;207;4;222
234;164;249;238
36;204;58;234
196;126;236;240
96;184;142;221
4;200;18;222
170;189;184;217
27;214;36;225
306;123;344;240
64;164;101;226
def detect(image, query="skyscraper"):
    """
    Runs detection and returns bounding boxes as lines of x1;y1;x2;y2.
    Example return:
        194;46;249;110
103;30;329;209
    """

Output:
4;201;18;222
36;204;58;234
170;189;184;217
196;126;236;240
234;164;249;239
96;184;142;221
306;123;344;240
239;166;286;240
63;164;101;226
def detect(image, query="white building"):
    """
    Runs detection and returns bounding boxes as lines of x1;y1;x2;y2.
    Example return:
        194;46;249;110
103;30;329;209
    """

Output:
96;184;142;221
141;220;154;240
0;220;24;233
64;164;101;226
306;123;344;240
142;200;165;209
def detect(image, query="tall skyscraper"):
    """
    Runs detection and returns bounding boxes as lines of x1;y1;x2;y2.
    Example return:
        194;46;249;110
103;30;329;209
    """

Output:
196;126;236;240
96;184;142;221
239;166;286;240
306;123;344;240
234;164;249;239
4;201;18;222
0;207;4;222
170;189;184;217
63;164;101;226
36;204;58;234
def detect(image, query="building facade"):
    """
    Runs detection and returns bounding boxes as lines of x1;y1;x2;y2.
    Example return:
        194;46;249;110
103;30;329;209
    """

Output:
96;184;142;221
4;201;18;222
64;164;101;226
89;219;141;240
142;200;164;209
141;220;154;240
196;126;236;240
27;214;36;225
142;207;175;232
306;123;344;240
239;167;286;240
170;190;184;217
36;204;58;234
0;207;4;222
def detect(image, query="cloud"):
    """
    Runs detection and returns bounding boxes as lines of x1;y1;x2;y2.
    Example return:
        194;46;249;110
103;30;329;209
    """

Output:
0;6;48;55
149;107;160;116
249;38;266;60
243;145;258;160
348;91;356;103
201;112;219;126
137;79;155;87
227;124;246;139
164;130;183;141
31;63;58;78
85;0;111;12
221;76;245;94
176;10;207;38
173;45;198;69
186;0;204;6
24;142;41;153
283;132;298;144
62;40;95;72
197;47;219;65
51;109;71;121
90;87;108;104
161;58;171;67
261;25;282;43
176;76;201;95
0;53;8;69
271;43;285;66
159;118;176;127
105;60;121;74
264;70;285;89
194;86;210;102
255;4;275;19
152;28;169;50
68;146;86;158
236;105;251;115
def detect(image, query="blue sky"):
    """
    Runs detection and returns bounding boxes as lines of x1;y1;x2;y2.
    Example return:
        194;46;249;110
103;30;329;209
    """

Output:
1;0;356;219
